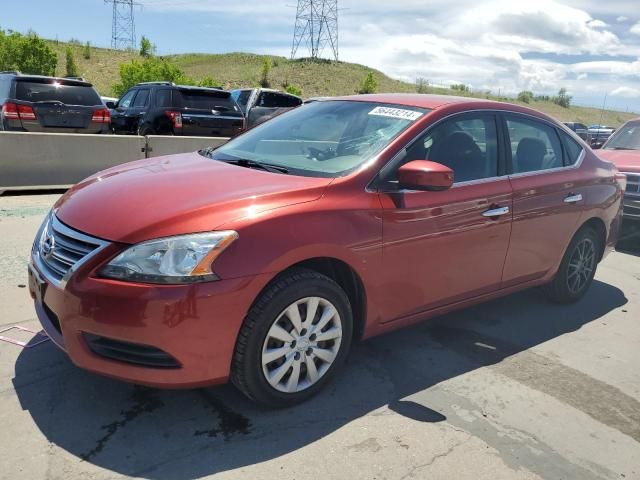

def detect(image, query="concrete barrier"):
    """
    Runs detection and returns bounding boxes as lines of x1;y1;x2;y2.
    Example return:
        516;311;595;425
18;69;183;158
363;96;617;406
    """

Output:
146;135;228;158
0;132;230;192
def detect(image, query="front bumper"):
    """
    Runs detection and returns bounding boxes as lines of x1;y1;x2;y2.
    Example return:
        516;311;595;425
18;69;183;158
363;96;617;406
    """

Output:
29;254;271;389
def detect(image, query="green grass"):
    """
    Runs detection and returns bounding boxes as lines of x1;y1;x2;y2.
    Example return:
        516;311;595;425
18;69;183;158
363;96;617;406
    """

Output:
45;41;636;127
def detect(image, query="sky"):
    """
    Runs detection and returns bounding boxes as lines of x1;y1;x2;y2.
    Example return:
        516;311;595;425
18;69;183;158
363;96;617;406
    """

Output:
2;0;640;112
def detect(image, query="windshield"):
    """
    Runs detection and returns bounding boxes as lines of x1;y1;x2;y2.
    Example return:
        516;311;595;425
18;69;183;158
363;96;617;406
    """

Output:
205;100;429;177
604;121;640;150
15;81;101;106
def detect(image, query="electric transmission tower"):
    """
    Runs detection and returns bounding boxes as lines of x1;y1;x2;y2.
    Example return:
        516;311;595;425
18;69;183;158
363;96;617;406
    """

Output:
291;0;339;61
105;0;139;50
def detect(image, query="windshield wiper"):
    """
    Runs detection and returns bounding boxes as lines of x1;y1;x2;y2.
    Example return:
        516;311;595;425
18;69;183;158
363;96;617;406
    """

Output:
611;147;633;150
225;158;289;174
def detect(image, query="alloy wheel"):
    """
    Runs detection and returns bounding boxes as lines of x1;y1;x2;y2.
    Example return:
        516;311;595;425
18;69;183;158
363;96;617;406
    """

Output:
261;297;342;393
566;237;596;294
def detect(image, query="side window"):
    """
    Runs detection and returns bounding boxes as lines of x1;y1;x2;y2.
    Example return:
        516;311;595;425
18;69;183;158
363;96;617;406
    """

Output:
132;89;150;107
155;89;172;107
118;90;137;109
561;132;584;166
405;114;498;183
506;117;563;173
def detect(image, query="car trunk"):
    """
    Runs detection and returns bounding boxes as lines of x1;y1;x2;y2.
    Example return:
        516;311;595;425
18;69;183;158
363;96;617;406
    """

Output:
33;102;94;129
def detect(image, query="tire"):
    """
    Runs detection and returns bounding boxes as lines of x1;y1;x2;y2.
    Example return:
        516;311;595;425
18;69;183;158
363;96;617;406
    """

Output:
545;227;601;304
231;268;353;408
137;125;154;136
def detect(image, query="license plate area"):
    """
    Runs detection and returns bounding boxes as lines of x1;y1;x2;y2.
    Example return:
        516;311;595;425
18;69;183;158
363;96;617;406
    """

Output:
28;264;47;305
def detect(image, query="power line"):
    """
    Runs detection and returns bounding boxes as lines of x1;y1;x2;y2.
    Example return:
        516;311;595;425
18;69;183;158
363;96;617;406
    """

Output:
291;0;339;61
105;0;140;50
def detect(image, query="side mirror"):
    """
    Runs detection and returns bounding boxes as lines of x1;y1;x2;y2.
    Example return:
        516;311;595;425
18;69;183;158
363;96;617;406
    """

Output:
398;160;454;191
592;143;602;150
105;101;116;109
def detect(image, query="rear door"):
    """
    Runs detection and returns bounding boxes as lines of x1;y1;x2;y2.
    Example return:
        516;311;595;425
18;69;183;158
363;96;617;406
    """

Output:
178;88;244;137
378;112;513;323
501;113;584;287
14;79;103;132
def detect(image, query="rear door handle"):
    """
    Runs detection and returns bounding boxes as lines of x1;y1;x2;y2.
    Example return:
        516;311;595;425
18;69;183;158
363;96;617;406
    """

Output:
482;206;510;217
564;193;583;204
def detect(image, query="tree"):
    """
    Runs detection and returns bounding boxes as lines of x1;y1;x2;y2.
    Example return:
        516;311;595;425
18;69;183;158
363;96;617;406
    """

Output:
0;29;56;75
198;76;220;88
83;41;91;59
415;77;429;94
139;36;155;57
358;72;377;94
553;88;572;108
113;57;189;96
65;47;79;77
450;83;470;93
260;57;272;88
517;90;534;104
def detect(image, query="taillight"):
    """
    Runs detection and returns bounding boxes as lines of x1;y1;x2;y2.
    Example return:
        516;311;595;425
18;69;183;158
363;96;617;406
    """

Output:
165;111;182;128
2;102;35;120
91;108;111;123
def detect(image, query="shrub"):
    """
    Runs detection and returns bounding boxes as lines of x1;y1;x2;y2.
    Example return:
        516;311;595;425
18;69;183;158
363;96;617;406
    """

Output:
83;41;91;60
198;75;221;88
113;57;189;96
260;57;272;88
0;29;57;75
284;84;302;97
139;36;155;57
517;90;534;104
552;88;572;108
65;46;79;77
450;83;470;93
358;72;377;94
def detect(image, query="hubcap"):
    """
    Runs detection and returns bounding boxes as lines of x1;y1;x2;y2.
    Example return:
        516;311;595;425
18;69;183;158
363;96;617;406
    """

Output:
261;297;342;393
567;238;596;294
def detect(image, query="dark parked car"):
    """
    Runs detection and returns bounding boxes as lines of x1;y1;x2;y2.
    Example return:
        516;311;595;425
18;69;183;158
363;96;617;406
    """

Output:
111;82;244;137
588;124;615;149
563;122;591;142
231;88;302;128
30;94;624;407
0;72;110;133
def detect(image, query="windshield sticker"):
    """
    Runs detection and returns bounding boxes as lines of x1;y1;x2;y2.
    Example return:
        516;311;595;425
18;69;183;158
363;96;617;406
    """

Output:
368;107;423;121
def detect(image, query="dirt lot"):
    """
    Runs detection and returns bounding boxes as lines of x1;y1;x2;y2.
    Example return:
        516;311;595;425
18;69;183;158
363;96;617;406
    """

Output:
1;193;639;480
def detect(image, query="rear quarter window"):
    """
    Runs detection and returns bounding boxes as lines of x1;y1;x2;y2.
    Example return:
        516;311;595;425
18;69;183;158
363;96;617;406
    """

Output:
561;132;584;166
15;81;101;106
0;78;11;101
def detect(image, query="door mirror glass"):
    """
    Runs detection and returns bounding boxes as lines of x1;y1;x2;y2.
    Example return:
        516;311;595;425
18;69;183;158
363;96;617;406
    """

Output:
105;101;116;109
398;160;454;191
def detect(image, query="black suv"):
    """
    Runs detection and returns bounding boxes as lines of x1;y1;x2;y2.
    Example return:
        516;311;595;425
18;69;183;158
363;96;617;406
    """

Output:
231;88;302;128
111;82;244;137
0;72;110;133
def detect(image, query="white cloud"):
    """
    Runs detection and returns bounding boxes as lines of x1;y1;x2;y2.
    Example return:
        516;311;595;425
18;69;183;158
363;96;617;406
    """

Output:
630;23;640;36
611;87;640;98
616;16;628;22
587;19;607;28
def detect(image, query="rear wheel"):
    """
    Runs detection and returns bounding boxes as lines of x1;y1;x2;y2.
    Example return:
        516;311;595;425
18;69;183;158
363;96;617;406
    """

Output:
545;227;600;303
231;269;352;407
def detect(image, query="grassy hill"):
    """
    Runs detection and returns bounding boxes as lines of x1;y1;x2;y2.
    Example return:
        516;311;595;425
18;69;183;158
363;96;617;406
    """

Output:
47;41;636;127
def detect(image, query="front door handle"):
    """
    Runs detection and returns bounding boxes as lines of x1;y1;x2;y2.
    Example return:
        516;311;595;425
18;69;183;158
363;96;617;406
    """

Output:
564;193;583;204
482;206;510;218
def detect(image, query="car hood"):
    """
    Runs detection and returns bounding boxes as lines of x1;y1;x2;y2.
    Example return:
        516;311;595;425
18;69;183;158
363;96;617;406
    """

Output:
598;149;640;174
55;151;333;244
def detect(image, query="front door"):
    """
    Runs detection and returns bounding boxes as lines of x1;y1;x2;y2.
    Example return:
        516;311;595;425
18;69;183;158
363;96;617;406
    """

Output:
378;112;513;323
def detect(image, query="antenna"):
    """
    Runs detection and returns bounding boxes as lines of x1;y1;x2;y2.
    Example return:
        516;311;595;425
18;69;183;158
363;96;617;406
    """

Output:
105;0;140;50
291;0;339;61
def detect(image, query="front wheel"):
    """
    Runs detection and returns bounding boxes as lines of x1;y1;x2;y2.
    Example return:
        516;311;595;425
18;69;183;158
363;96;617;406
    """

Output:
231;269;353;407
545;227;601;303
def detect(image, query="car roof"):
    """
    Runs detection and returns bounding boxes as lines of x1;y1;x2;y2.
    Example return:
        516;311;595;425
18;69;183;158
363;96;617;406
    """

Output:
0;73;93;87
332;93;493;110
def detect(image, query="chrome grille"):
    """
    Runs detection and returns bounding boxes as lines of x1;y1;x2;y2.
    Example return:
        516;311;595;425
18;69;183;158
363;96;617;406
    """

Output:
33;214;108;287
623;172;640;197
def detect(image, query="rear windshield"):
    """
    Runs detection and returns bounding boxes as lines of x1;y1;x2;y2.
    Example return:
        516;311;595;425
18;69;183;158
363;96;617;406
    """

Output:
15;81;101;106
176;90;239;112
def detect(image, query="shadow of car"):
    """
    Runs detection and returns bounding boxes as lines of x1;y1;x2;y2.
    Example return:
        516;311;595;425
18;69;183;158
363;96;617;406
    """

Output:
13;280;627;479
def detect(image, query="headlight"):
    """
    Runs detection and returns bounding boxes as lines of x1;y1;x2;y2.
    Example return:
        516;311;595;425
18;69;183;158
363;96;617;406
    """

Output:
99;231;238;284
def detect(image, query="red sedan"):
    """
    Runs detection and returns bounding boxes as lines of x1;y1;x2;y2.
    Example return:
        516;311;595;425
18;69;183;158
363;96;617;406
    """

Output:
597;117;640;221
29;94;625;407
